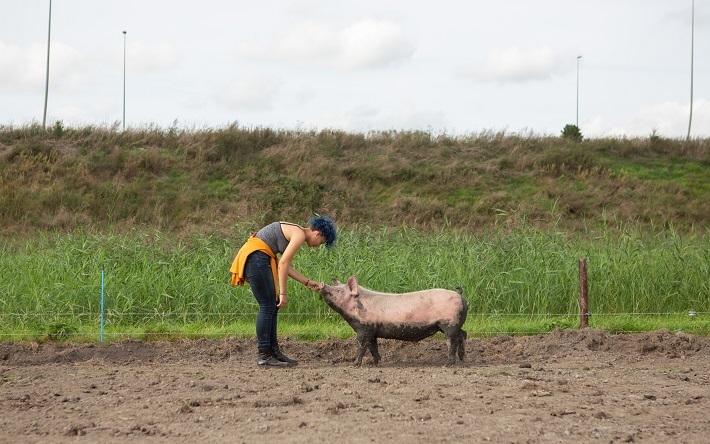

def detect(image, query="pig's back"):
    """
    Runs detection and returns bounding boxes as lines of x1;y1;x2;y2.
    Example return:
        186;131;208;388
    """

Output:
358;289;464;325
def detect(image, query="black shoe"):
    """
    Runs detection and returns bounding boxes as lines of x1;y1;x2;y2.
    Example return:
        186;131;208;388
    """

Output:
272;346;299;365
257;348;293;367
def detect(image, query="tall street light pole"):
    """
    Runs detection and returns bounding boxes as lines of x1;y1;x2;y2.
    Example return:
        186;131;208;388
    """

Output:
687;0;694;141
123;30;127;131
42;0;53;129
576;55;582;128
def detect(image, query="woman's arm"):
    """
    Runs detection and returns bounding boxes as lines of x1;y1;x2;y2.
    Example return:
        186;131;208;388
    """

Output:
287;266;319;290
277;225;305;307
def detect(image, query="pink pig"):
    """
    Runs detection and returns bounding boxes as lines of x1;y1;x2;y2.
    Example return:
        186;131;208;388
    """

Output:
319;276;468;365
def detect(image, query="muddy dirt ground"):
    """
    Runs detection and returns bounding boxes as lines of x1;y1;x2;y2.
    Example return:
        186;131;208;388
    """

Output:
1;328;708;443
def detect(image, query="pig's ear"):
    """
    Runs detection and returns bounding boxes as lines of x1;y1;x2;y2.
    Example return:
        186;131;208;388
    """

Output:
332;278;341;285
347;275;359;297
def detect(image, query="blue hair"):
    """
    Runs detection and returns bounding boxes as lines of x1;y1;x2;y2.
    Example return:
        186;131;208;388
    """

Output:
309;216;337;248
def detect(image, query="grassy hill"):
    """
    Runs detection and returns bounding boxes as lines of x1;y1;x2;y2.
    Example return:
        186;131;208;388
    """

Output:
1;123;708;236
1;123;709;339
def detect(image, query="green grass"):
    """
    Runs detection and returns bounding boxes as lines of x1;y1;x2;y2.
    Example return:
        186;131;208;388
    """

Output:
1;124;708;236
1;226;707;342
2;124;706;342
5;313;707;344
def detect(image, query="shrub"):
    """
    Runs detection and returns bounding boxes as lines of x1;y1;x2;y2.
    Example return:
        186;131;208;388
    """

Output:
561;124;583;143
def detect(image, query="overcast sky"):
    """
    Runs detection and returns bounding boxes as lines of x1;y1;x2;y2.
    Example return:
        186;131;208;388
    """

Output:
1;0;708;138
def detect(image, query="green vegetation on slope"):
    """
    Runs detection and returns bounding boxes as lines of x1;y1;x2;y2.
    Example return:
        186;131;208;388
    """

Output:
1;123;708;341
1;123;708;235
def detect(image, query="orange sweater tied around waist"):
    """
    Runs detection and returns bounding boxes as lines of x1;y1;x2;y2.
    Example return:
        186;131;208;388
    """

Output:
230;235;279;299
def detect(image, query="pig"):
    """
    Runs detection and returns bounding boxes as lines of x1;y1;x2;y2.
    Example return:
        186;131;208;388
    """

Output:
319;275;468;365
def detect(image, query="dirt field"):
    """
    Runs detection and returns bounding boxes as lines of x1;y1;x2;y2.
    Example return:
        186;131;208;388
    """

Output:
1;328;708;443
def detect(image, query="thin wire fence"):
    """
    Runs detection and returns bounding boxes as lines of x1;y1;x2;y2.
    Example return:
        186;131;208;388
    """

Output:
1;310;707;318
2;261;705;338
1;310;706;341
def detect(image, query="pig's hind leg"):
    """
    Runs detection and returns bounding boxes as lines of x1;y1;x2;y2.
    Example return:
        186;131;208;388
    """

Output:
445;335;457;365
443;326;464;365
457;328;467;361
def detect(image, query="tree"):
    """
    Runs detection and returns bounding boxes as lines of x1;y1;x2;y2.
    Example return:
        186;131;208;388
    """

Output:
561;124;583;142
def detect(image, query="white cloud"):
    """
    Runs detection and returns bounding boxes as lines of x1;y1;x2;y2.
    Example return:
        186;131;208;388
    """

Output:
215;73;283;110
664;4;710;28
126;42;179;73
606;99;709;138
462;46;571;84
308;105;381;130
338;18;415;69
48;105;90;125
235;18;414;70
310;103;445;133
0;41;84;91
2;2;709;137
0;38;175;94
0;42;42;89
269;20;340;62
581;115;606;138
387;105;446;131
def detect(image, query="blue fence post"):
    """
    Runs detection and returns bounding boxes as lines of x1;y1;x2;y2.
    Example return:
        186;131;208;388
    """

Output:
100;266;105;343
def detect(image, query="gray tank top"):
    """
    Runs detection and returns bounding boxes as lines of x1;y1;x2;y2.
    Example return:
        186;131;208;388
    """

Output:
255;222;302;255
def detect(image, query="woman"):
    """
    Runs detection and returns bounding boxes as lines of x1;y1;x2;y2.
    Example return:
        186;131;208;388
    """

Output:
230;216;337;367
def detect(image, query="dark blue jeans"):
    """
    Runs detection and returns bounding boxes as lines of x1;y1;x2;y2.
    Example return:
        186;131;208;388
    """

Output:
243;251;279;350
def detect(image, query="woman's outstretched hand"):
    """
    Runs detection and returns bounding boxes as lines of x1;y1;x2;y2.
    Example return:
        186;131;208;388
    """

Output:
306;280;323;291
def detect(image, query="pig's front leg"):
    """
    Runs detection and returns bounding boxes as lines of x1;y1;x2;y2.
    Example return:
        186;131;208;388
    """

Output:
354;331;369;366
367;337;381;366
355;330;379;366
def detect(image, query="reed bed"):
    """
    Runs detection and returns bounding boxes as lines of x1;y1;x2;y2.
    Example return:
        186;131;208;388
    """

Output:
1;226;707;341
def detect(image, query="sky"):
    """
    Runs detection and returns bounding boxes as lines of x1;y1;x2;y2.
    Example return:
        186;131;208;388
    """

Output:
1;0;708;138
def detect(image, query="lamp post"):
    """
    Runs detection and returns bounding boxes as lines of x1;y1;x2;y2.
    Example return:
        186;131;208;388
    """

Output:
687;0;694;141
42;0;52;129
576;55;582;128
122;30;127;131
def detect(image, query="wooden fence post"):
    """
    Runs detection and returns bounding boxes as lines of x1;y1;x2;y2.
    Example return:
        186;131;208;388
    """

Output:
579;258;589;329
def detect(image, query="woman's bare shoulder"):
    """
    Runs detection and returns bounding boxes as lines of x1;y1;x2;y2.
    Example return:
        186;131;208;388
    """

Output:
279;222;305;240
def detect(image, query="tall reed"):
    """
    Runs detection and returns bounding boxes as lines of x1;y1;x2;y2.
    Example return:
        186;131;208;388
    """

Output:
1;226;707;339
